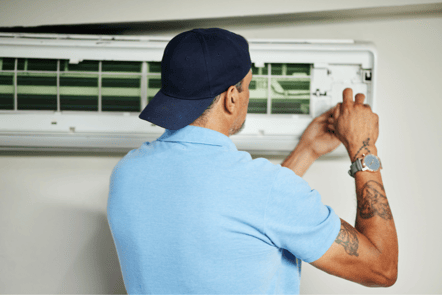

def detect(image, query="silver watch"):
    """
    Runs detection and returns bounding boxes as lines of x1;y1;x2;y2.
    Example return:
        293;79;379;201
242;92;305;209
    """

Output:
348;154;382;178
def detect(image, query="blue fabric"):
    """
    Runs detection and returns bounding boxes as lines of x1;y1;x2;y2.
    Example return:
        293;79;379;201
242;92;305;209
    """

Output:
107;125;341;294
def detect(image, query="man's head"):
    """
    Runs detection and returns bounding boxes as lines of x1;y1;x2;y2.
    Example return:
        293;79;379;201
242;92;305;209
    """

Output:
190;69;252;136
138;28;252;134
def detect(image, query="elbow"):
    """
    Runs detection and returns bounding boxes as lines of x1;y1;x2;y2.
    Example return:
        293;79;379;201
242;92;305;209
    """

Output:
383;254;399;287
383;267;398;287
376;262;398;287
364;269;397;288
374;250;398;287
364;258;398;287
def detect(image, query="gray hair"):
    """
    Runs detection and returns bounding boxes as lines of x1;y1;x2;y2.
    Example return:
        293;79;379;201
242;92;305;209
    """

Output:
191;80;244;126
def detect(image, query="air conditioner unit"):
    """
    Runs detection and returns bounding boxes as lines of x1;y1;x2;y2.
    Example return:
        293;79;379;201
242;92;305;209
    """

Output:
0;33;376;156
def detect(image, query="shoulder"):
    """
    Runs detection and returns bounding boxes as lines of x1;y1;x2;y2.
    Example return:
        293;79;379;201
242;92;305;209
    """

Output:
230;151;309;185
233;151;285;177
110;147;147;179
257;161;312;196
266;165;322;213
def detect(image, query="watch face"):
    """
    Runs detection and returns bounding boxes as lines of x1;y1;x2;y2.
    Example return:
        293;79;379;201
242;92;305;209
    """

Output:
364;154;380;171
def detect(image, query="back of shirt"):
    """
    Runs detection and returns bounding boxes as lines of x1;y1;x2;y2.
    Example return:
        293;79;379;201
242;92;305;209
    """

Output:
107;126;340;294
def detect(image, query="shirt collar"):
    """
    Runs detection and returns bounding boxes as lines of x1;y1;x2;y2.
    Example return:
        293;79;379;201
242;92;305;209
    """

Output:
157;125;238;152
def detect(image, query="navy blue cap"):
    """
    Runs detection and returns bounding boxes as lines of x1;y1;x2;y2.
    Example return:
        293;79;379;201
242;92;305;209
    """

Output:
139;28;252;130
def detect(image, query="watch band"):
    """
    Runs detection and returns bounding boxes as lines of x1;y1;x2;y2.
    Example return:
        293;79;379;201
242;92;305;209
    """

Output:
348;159;363;178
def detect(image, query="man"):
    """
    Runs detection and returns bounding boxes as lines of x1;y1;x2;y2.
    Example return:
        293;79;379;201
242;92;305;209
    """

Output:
107;28;398;294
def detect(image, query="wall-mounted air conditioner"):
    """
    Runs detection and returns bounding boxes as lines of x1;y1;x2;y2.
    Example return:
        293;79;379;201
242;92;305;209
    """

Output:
0;33;376;156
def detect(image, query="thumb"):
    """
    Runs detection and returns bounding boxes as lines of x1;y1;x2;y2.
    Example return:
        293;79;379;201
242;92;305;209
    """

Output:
333;103;341;121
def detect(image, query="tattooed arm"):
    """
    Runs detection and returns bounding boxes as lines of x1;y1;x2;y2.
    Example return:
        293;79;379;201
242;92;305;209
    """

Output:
311;161;398;287
310;89;398;287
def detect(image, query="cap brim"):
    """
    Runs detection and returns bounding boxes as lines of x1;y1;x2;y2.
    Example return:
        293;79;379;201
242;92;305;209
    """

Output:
139;89;216;130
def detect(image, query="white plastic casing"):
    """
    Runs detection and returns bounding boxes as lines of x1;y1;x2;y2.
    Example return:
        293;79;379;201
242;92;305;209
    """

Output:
0;34;376;155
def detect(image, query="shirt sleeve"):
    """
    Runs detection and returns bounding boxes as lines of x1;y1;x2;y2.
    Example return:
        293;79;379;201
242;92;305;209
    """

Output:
264;166;341;263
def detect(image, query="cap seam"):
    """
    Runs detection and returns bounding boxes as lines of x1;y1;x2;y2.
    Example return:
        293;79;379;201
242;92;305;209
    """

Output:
193;31;213;97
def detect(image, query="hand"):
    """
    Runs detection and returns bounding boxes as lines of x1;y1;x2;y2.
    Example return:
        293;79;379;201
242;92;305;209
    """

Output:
327;88;379;160
299;107;341;158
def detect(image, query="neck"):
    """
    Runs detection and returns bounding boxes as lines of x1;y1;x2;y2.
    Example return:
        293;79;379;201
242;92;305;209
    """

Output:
189;121;231;137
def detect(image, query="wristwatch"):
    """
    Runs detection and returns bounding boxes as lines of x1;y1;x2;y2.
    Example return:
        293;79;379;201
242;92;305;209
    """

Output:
348;154;382;178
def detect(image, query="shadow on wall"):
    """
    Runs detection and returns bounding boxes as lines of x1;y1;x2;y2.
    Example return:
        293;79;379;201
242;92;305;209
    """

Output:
58;210;127;294
1;202;127;294
1;3;441;36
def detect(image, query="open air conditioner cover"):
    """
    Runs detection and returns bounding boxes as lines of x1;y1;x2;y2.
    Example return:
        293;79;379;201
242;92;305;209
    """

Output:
0;33;376;156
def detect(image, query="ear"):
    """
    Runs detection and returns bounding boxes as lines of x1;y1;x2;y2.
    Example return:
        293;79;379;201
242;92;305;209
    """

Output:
223;85;240;115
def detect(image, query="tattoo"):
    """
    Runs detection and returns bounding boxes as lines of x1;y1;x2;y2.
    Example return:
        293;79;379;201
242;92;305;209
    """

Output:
352;138;371;162
358;180;393;220
336;220;359;257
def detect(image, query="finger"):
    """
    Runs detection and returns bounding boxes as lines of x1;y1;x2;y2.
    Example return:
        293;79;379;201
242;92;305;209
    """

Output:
333;103;341;120
327;117;334;124
342;88;354;110
328;124;335;131
319;106;334;119
355;93;366;105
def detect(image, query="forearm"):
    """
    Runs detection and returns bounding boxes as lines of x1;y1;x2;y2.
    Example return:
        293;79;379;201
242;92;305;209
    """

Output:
350;145;398;282
281;141;318;177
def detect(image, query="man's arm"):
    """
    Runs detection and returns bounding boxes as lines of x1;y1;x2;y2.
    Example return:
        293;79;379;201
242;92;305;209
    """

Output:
311;154;398;286
282;107;341;177
281;141;318;177
310;89;398;287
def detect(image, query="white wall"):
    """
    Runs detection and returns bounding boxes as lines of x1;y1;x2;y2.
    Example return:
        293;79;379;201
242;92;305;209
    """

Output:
1;1;442;294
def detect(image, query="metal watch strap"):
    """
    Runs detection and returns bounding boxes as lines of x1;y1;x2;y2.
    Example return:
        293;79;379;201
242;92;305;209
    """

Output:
348;159;363;178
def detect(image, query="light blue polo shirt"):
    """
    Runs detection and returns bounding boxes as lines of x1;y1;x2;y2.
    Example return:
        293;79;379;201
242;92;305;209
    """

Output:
107;125;341;294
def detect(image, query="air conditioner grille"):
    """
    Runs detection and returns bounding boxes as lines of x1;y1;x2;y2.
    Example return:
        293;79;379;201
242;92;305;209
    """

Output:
1;57;312;115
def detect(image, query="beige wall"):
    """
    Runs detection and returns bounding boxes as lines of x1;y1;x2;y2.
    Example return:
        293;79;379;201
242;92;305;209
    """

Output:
1;1;442;294
0;0;440;26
